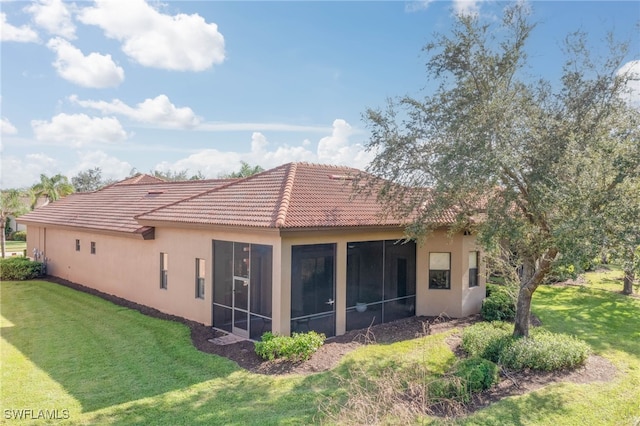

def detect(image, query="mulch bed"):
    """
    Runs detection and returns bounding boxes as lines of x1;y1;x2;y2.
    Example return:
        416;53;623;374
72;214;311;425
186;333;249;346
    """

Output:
43;275;618;415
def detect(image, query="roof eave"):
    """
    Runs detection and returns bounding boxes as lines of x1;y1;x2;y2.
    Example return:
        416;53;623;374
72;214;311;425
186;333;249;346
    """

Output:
17;219;154;240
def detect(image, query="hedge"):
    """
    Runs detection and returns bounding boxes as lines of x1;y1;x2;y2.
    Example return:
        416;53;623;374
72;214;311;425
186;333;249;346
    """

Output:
0;257;44;280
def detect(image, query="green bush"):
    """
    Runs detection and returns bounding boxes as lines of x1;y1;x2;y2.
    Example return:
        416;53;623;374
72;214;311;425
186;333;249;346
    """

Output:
462;322;591;371
255;331;326;361
481;287;516;322
462;322;512;362
11;231;27;241
428;376;469;403
500;328;591;371
427;358;499;404
452;357;499;393
0;257;44;280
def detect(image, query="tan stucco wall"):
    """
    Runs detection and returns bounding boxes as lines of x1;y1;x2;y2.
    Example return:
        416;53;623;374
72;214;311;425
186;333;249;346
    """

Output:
26;225;281;326
417;230;486;318
279;228;485;336
27;224;484;337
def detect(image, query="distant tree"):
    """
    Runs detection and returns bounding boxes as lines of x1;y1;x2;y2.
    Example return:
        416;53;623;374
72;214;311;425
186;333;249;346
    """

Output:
0;189;29;258
222;162;264;178
31;173;75;207
151;169;205;181
72;167;114;192
361;3;640;337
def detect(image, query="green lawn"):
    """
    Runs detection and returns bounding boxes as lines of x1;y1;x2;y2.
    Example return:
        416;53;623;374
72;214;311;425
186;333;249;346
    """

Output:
1;269;639;425
3;240;26;252
456;269;640;426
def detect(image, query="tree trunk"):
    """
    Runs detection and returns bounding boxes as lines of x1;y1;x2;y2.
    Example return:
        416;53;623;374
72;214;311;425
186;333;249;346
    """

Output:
0;225;5;259
514;284;534;337
513;248;558;338
623;269;634;295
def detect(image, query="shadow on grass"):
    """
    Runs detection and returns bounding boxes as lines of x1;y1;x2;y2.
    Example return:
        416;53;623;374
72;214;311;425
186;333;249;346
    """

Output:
460;386;572;425
82;371;334;425
534;286;640;360
1;281;240;412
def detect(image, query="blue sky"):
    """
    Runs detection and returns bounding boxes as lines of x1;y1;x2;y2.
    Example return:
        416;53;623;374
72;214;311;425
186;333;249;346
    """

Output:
1;0;638;188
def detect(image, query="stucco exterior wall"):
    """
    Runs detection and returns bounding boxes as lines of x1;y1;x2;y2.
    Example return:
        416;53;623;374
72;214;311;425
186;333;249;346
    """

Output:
27;224;484;337
26;224;281;326
417;230;486;318
278;228;485;336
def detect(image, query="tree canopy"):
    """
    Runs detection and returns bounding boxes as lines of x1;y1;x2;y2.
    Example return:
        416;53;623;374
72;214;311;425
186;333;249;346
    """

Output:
362;3;640;336
221;162;265;178
31;173;75;207
0;189;29;258
72;167;114;192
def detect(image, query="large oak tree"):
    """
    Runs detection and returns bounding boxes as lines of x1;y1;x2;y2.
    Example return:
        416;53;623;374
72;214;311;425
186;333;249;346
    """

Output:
362;4;640;336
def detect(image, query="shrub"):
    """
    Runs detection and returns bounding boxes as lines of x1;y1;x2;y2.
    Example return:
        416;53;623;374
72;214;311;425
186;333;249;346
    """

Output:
428;376;469;403
0;257;44;280
462;322;512;362
481;288;516;322
452;357;499;393
500;329;591;371
427;358;499;404
11;231;27;241
255;331;326;361
462;322;591;371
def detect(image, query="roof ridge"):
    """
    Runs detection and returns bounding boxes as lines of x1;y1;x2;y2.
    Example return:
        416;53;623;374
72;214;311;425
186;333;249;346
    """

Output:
275;163;297;228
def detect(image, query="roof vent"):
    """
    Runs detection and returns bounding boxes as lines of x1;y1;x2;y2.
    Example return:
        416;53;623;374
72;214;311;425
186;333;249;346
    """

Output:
146;190;164;197
329;174;354;181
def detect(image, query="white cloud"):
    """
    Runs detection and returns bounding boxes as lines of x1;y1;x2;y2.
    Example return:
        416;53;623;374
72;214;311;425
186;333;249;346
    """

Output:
198;122;331;132
31;113;128;147
67;150;132;181
155;119;373;177
405;1;436;13
78;0;225;71
618;60;640;109
453;0;481;17
1;117;18;135
47;37;125;88
315;119;374;169
0;153;58;189
1;12;39;42
405;0;482;15
70;94;201;128
26;0;76;39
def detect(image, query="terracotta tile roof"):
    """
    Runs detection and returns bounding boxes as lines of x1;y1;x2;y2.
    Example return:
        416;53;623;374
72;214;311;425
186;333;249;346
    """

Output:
137;163;413;229
19;163;456;235
111;174;166;186
18;178;235;237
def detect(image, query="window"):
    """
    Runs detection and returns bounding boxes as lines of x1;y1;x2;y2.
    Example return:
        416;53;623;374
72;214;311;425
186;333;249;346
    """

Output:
196;258;205;299
429;252;451;289
469;251;479;287
160;252;168;289
75;239;80;251
90;242;96;254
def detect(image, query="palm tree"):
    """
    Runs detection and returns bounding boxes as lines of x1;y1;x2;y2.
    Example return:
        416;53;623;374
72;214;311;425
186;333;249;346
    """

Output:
1;189;29;258
31;173;75;206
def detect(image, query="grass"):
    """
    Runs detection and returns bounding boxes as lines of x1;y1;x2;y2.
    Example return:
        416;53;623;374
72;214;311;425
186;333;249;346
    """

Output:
1;281;329;425
2;240;26;252
1;268;639;425
456;267;640;426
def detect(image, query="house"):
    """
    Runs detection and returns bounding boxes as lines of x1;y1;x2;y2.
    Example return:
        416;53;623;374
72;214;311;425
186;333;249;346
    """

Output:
18;162;485;339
